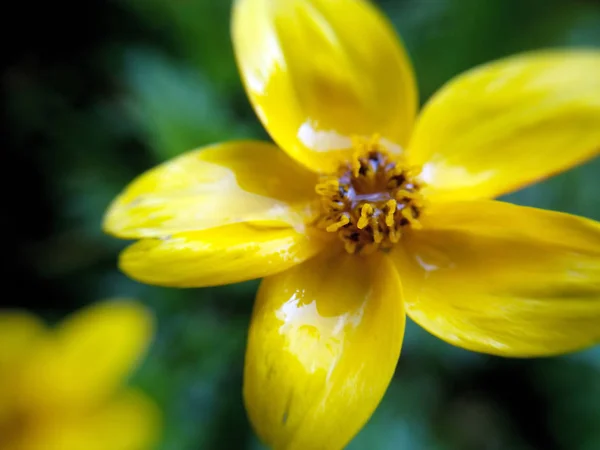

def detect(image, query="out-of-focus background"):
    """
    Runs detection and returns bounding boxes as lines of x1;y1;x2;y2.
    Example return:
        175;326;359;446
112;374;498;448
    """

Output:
4;0;600;449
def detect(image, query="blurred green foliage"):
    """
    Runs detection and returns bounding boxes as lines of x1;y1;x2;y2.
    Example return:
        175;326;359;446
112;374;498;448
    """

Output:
4;0;599;449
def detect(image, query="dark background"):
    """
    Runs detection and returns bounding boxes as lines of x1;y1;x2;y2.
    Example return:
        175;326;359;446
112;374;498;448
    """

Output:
4;0;600;449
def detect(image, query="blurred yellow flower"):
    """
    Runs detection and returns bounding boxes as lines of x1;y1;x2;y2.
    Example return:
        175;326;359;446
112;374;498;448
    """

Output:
103;0;600;448
0;301;160;450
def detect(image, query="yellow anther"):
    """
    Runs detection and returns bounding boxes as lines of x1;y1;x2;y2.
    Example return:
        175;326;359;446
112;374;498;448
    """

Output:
325;213;350;232
357;204;374;229
350;147;363;178
384;199;397;227
400;207;415;222
329;200;346;211
371;218;384;243
344;240;358;254
315;179;340;196
389;226;402;243
395;189;418;200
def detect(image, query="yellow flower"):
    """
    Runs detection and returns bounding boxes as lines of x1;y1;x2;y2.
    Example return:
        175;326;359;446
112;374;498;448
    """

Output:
104;0;600;448
0;300;160;450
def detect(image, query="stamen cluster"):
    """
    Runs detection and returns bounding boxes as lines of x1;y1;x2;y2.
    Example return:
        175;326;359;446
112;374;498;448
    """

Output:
315;139;424;254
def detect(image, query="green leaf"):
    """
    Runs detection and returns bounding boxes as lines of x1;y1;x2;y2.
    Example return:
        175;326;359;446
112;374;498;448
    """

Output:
122;48;249;161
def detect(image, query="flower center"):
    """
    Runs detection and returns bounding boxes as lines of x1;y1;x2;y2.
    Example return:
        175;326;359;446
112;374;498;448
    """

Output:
315;137;425;255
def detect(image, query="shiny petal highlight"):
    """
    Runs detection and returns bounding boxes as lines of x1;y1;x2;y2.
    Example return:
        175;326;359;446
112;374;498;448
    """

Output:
408;50;600;202
104;141;318;238
232;0;417;173
393;201;600;356
244;251;405;450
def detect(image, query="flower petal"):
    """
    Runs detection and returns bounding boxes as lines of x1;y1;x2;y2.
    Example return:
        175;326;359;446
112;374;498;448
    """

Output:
21;300;154;408
19;390;161;450
119;224;330;287
244;251;405;450
104;141;318;238
232;0;417;173
408;50;600;202
392;200;600;357
0;312;46;424
0;311;44;370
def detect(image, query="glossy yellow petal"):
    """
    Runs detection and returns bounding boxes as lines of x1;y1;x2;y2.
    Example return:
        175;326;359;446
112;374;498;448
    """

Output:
408;50;600;202
18;390;161;450
392;201;600;357
104;141;318;239
244;251;405;450
120;223;330;287
20;300;154;408
232;0;417;173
